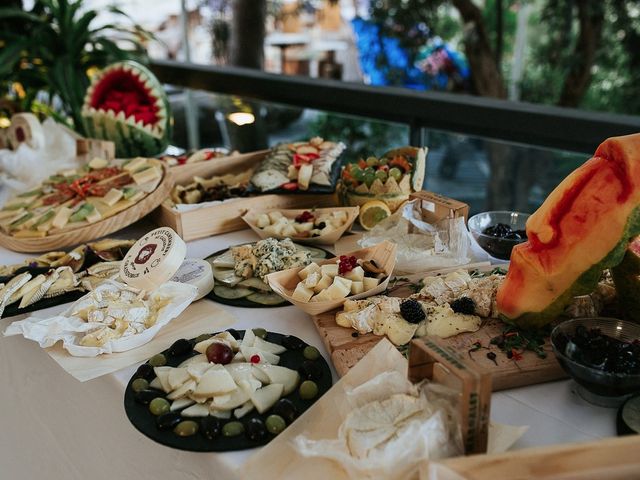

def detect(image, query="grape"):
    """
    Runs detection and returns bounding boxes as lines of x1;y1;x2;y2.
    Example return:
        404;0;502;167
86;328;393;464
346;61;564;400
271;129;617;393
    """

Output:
149;398;170;416
222;421;244;437
364;174;376;188
174;420;198;437
272;398;298;423
303;346;320;360
206;342;233;364
366;156;379;167
148;353;166;367
375;170;388;182
131;378;149;393
350;166;364;181
379;157;389;166
265;415;286;435
245;418;267;441
389;167;402;181
299;380;319;400
363;167;375;176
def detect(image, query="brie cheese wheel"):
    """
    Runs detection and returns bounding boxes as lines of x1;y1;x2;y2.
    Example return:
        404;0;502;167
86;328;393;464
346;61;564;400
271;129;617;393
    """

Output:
120;227;187;290
170;258;214;301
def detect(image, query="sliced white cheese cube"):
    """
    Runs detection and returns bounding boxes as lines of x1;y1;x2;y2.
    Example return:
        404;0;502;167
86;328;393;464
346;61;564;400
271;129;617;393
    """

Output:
298;262;321;280
241;328;256;348
363;277;381;291
249;383;284;414
170;397;195;411
210;388;250;410
102;188;123;206
193;365;237;396
351;281;364;295
132;166;161;185
187;362;214;382
304;271;321;289
85;206;102;223
282;224;297;237
253;336;287;355
153;366;172;392
298;163;313;190
233;401;255;419
182;402;211;417
168;367;191;391
211;410;232;419
324;278;352;300
267;211;284;223
51;207;72;229
239;346;280;365
293;222;314;233
167;379;197;400
313;274;333;293
253;364;300;395
292;283;314;303
123;157;148;172
321;264;339;277
256;213;270;228
333;210;348;222
345;266;365;282
178;353;208;367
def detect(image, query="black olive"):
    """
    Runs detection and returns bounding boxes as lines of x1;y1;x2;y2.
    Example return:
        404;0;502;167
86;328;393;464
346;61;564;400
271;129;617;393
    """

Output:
281;335;305;350
298;360;323;381
135;363;155;380
200;417;221;440
135;389;163;405
245;418;267;441
168;338;193;357
156;412;182;431
316;222;326;229
272;398;298;424
226;328;242;340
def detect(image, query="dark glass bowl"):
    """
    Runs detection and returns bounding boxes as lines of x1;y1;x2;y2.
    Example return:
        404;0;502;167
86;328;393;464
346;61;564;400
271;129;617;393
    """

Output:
551;317;640;406
467;211;529;260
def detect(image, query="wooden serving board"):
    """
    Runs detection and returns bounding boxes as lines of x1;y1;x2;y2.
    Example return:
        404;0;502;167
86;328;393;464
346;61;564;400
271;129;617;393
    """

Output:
312;265;567;391
0;163;173;253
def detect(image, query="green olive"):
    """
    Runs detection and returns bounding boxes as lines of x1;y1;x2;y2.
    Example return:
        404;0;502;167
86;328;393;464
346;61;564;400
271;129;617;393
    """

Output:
252;328;267;339
131;378;149;393
265;415;286;435
303;346;320;361
222;421;245;437
148;353;166;367
194;333;212;343
174;420;199;437
299;380;318;400
149;397;170;416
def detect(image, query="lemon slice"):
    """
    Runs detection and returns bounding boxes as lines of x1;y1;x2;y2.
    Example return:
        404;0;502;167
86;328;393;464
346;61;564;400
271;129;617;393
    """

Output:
359;200;391;230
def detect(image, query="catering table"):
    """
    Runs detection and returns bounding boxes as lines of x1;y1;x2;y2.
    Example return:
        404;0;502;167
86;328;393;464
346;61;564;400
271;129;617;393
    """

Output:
0;220;618;480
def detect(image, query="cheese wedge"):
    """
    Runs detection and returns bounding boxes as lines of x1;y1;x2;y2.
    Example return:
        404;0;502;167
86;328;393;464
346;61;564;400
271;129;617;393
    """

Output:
52;207;73;229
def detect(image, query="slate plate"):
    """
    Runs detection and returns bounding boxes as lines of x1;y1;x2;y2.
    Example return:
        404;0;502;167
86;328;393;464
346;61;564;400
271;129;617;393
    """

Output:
123;329;332;452
204;243;332;308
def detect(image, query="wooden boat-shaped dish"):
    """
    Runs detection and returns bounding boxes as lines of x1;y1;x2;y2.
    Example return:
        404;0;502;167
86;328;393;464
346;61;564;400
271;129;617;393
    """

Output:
0;163;173;253
242;206;359;245
266;240;397;315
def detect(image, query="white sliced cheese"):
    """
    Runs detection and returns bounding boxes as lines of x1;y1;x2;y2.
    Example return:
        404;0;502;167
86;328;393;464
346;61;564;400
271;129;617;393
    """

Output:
102;188;123;206
51;207;73;229
123;157;148;172
194;365;237;396
132;166;161;186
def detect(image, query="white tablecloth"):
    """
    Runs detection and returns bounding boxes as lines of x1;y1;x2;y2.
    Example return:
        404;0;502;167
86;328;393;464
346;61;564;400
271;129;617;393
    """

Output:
0;220;617;480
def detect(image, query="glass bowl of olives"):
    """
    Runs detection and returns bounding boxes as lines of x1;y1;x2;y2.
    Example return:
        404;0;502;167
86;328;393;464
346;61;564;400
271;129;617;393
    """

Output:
467;211;530;260
551;317;640;407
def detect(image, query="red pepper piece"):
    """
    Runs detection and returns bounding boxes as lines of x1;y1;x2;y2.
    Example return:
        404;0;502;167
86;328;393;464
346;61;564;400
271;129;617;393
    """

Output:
282;182;298;191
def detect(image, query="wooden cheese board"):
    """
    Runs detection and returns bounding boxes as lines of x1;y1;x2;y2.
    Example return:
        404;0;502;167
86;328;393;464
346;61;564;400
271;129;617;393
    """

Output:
0;163;173;253
311;265;567;391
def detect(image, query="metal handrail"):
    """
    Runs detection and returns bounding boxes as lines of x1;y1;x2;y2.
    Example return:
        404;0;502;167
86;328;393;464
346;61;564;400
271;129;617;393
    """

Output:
150;59;640;154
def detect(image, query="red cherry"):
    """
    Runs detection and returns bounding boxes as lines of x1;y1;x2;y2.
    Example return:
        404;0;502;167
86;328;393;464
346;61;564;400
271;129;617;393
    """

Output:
250;354;261;364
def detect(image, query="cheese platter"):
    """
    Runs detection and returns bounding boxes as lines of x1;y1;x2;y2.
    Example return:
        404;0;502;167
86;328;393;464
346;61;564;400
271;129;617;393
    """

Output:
123;328;332;451
0;157;172;252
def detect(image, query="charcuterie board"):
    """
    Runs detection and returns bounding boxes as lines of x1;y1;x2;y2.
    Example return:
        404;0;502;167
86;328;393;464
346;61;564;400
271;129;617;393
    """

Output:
311;265;567;391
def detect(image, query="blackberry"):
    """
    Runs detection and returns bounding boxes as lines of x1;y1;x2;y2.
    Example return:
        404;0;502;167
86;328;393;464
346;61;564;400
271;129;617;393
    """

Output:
400;299;426;324
450;297;476;315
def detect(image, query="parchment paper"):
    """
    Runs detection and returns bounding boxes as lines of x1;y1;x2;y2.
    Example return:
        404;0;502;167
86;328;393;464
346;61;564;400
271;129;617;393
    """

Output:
44;299;236;381
240;339;527;480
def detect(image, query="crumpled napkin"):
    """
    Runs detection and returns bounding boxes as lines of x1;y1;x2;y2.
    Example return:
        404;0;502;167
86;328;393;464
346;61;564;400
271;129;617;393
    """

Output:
4;279;198;357
358;200;471;274
0;118;79;205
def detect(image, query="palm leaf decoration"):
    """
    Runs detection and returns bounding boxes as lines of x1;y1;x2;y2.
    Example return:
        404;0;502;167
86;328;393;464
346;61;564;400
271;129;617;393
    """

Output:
0;0;151;136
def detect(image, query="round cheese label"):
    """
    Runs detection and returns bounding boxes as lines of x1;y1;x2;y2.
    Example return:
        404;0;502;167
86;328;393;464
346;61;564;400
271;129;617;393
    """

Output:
171;258;214;301
120;227;187;290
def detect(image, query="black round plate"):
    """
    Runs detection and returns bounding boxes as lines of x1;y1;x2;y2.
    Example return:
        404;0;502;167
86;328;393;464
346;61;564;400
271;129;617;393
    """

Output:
204;243;333;308
123;330;332;452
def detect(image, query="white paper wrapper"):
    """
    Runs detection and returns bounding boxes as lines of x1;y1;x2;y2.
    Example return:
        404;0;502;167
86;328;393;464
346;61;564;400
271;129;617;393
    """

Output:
358;200;471;274
0;118;79;206
4;279;198;357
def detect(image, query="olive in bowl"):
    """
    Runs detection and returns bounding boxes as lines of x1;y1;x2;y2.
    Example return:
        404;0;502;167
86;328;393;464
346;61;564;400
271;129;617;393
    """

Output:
467;211;529;260
551;317;640;407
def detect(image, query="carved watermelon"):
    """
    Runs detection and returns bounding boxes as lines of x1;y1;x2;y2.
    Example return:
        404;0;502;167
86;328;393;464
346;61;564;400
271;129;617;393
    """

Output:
339;147;427;212
497;133;640;328
81;61;171;158
611;236;640;323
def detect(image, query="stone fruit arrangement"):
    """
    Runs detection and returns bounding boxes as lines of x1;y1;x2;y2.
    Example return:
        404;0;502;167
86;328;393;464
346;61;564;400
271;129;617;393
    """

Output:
81;61;172;158
338;146;427;212
124;329;332;451
291;256;384;303
498;133;640;328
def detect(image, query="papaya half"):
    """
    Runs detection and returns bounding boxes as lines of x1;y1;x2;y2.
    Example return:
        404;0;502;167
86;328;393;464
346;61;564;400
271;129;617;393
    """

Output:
497;133;640;328
611;236;640;323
